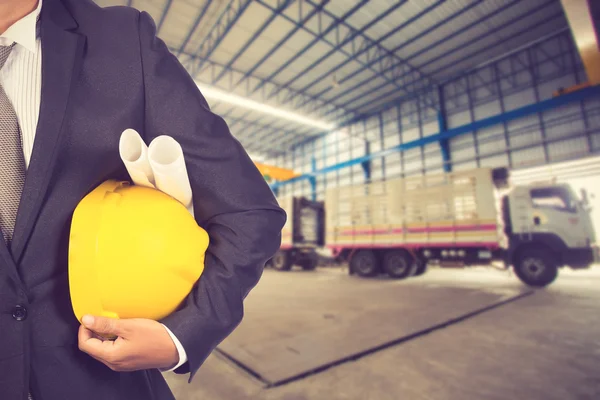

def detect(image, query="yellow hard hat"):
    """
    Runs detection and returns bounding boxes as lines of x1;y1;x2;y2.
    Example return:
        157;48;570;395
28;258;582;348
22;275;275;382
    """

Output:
68;180;209;323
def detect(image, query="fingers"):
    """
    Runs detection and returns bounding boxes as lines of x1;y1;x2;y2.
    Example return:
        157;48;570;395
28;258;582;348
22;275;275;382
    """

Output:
78;325;126;370
82;315;125;338
78;325;112;357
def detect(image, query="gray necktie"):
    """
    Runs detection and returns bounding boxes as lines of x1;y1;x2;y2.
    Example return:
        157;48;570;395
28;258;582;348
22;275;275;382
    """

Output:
0;43;26;244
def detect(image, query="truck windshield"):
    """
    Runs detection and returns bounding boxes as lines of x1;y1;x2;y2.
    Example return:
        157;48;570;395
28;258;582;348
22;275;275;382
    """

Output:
530;187;577;213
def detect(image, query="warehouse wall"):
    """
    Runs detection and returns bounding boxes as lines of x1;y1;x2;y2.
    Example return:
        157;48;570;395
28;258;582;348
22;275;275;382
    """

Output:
268;31;600;200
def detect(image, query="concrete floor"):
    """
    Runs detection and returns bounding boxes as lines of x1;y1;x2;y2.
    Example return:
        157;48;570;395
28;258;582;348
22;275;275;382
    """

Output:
165;266;600;400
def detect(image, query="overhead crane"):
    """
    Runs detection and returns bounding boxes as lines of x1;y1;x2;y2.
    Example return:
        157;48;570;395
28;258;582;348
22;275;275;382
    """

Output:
254;162;299;183
555;0;600;96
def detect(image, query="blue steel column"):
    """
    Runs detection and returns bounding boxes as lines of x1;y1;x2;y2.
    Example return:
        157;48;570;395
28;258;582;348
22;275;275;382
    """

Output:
310;156;317;202
416;100;426;175
437;86;451;172
322;136;327;195
465;75;481;167
569;38;592;152
378;113;386;179
396;102;405;177
527;47;550;162
493;63;513;167
361;120;371;182
335;131;340;188
362;140;371;182
268;85;600;192
292;148;296;197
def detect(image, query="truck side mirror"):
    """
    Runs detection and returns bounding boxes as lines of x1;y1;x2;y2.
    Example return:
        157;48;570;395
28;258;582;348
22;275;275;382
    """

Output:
581;188;589;206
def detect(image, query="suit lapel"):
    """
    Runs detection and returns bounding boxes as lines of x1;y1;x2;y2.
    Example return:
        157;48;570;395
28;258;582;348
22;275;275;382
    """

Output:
11;0;86;263
0;239;22;288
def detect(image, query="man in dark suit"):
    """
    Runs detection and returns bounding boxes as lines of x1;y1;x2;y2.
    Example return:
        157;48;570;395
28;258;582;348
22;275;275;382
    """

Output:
0;0;286;398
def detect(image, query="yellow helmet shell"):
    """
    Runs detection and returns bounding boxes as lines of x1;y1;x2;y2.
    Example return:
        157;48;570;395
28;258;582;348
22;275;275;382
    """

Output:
69;180;209;323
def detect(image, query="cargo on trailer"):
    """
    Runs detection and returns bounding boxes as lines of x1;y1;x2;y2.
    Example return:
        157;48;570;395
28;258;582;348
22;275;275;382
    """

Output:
325;167;597;287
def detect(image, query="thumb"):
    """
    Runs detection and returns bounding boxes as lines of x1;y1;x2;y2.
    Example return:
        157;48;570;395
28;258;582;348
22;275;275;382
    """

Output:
82;315;125;337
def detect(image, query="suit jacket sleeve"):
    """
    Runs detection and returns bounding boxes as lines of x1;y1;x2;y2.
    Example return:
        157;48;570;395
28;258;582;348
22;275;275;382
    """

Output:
135;11;286;380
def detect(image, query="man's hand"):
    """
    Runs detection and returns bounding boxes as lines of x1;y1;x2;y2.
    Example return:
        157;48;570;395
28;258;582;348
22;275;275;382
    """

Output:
78;315;179;372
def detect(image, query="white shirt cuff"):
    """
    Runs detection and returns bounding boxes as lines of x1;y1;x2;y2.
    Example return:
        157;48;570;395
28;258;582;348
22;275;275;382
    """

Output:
160;323;188;372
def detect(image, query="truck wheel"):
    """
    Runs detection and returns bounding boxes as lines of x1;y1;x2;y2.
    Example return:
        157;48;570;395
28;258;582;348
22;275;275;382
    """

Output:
412;260;427;277
271;250;292;271
514;248;558;287
300;253;318;271
350;250;379;277
383;250;412;279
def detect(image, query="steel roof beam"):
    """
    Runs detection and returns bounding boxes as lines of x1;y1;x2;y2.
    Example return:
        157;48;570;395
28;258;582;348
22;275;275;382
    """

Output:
312;0;485;111
270;0;410;88
401;0;532;72
244;125;309;153
249;0;368;95
176;0;213;57
255;0;440;111
271;84;600;189
211;0;295;85
342;10;565;117
231;0;330;91
290;29;575;151
248;124;315;150
226;119;286;153
222;106;314;141
268;133;312;152
156;0;173;34
175;49;353;121
321;2;558;117
224;114;305;138
270;0;409;102
288;0;439;105
238;113;316;148
219;108;315;149
292;0;445;101
187;0;253;76
350;0;556;111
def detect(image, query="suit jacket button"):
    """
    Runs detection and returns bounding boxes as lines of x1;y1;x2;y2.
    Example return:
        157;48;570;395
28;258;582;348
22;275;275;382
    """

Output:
12;305;27;321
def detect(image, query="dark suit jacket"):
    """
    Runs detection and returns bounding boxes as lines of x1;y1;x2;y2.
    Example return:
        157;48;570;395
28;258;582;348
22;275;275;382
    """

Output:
0;0;286;398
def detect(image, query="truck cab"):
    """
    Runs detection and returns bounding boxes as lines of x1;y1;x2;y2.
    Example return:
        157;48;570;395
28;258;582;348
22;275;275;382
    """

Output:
502;181;597;286
268;196;325;271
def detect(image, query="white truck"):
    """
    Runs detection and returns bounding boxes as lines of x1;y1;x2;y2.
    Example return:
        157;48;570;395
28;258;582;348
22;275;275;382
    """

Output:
267;196;325;271
324;167;597;287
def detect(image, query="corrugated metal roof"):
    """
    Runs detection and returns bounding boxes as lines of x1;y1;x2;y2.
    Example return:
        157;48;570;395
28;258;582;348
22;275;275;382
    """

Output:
92;0;570;157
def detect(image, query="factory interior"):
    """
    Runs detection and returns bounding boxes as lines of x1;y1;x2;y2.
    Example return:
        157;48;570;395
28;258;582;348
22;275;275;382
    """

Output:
93;1;600;399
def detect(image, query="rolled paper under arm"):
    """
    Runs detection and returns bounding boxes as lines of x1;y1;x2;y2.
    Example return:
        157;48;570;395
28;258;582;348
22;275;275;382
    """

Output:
119;129;156;189
148;135;195;216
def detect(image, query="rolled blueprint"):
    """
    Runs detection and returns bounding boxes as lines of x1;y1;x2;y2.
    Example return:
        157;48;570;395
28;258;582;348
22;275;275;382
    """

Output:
119;129;155;188
119;129;194;216
148;135;195;216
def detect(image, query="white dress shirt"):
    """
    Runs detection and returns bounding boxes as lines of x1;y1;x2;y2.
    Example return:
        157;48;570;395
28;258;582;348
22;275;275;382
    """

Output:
0;0;187;372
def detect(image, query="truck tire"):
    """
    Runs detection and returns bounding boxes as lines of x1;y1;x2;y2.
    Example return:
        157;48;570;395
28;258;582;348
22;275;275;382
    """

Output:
382;250;412;279
299;253;318;271
350;250;379;277
513;247;558;287
412;260;427;277
271;250;292;271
